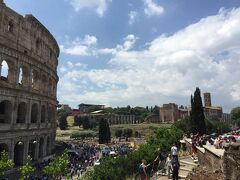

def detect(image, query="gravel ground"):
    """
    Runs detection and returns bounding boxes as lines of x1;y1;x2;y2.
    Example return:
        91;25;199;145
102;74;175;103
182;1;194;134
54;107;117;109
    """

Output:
186;166;224;180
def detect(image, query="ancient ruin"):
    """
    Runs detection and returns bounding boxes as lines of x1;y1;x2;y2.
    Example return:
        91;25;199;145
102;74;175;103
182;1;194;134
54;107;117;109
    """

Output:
0;0;59;165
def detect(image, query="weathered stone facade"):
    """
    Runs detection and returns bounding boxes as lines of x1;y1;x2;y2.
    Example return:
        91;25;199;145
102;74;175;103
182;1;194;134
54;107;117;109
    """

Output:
0;0;59;165
223;144;240;180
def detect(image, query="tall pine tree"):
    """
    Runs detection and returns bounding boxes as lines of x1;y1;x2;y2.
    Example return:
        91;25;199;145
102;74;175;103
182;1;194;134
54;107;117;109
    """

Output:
99;118;106;144
190;87;206;135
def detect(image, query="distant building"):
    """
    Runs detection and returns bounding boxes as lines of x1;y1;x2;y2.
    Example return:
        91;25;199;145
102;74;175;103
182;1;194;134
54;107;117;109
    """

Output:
203;93;223;120
159;92;224;123
222;113;231;123
78;103;105;113
71;109;82;116
160;103;179;123
204;92;212;107
59;104;71;113
108;114;137;125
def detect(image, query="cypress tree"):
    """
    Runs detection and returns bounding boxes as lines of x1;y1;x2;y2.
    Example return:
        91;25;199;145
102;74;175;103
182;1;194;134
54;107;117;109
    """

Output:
98;118;106;144
190;87;206;135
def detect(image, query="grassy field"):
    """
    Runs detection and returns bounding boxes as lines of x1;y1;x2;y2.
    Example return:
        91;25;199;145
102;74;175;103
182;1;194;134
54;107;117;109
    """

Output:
56;116;172;141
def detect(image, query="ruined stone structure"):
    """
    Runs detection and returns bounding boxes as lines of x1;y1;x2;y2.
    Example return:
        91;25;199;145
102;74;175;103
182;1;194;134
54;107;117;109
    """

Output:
0;0;59;166
223;144;240;180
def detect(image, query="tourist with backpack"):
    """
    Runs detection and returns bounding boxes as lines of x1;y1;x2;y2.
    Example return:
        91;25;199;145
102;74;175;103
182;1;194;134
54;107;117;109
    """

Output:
171;156;180;180
139;159;150;180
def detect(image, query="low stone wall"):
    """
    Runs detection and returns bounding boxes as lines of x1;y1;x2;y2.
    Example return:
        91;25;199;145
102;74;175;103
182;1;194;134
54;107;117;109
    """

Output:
184;139;223;172
223;143;240;180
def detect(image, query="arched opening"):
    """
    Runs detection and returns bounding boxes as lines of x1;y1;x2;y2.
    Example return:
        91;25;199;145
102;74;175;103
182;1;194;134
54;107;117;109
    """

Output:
28;139;37;160
31;69;39;90
18;67;23;84
0;100;12;123
0;60;9;81
46;137;50;155
39;137;44;158
0;143;9;153
7;21;14;32
21;65;28;86
31;103;38;123
41;105;46;123
14;141;24;166
17;102;27;123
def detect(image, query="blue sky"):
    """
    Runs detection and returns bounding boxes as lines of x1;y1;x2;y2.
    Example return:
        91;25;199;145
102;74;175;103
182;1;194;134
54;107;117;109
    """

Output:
4;0;240;112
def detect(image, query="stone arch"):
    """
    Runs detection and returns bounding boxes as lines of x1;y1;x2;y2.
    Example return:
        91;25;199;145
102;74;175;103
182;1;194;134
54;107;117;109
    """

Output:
31;69;39;90
38;137;44;158
28;139;37;160
7;20;14;33
0;60;9;80
46;136;51;155
0;143;9;153
31;103;38;123
41;105;46;123
14;141;24;166
18;64;28;86
0;100;12;123
17;102;27;123
0;60;15;82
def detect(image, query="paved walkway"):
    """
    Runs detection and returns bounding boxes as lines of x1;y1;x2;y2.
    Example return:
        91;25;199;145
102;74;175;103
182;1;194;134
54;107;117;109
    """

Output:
155;156;198;180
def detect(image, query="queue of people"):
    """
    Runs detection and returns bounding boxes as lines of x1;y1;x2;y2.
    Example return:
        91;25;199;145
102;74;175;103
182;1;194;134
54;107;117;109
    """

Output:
139;143;180;180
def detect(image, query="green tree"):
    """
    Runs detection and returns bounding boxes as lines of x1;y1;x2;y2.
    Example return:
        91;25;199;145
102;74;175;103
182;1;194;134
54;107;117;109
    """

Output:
43;151;69;180
152;105;160;115
230;107;240;127
57;109;68;130
0;151;14;176
99;118;111;144
115;129;122;138
82;116;90;129
73;116;82;127
123;128;133;141
99;118;106;144
106;121;111;143
189;87;206;135
19;156;35;180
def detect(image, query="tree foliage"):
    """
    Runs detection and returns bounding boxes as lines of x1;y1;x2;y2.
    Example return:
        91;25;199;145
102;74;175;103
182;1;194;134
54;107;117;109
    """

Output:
189;87;206;135
43;151;69;180
115;129;123;138
123;128;133;141
0;151;14;176
230;107;240;127
85;126;183;180
19;156;35;180
99;118;111;144
57;109;68;130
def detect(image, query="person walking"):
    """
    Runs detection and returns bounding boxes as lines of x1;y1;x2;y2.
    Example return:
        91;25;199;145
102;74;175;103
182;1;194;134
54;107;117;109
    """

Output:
139;159;150;180
171;155;180;180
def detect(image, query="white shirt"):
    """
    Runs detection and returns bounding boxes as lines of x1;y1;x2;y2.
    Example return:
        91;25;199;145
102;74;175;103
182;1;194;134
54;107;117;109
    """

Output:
171;146;177;156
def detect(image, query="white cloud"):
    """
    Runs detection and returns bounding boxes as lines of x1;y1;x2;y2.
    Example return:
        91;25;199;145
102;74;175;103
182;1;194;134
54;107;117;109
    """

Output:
68;0;111;17
144;0;164;17
128;11;138;25
60;35;97;56
59;8;240;111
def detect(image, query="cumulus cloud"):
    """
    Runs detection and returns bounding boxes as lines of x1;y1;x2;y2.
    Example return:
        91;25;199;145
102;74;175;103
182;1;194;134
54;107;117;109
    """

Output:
68;0;111;17
128;11;138;25
60;35;97;56
59;8;240;111
144;0;164;17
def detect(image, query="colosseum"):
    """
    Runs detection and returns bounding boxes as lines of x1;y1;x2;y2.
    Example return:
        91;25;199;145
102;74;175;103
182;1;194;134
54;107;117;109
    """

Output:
0;0;59;166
